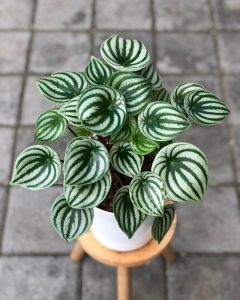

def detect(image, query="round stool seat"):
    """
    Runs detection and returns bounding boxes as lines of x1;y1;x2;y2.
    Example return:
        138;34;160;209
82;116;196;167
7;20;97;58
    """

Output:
79;215;177;268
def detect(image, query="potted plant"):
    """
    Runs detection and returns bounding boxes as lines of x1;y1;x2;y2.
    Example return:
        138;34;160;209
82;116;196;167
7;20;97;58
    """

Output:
11;35;230;252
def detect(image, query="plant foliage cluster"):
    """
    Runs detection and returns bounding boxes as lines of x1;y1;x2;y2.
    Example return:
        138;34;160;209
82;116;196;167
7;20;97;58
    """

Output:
11;35;230;243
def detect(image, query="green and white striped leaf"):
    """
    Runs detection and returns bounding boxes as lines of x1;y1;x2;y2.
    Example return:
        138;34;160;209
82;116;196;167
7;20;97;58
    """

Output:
64;170;111;209
129;171;166;216
110;142;144;178
100;35;150;72
138;102;191;142
64;137;109;186
130;129;159;156
59;96;82;127
51;194;93;241
170;82;205;113
85;56;113;85
106;71;152;115
152;204;175;244
139;63;162;90
11;145;61;190
184;90;230;125
37;72;88;103
152;142;208;202
110;117;137;144
77;86;126;135
113;186;147;238
35;108;67;141
153;86;170;103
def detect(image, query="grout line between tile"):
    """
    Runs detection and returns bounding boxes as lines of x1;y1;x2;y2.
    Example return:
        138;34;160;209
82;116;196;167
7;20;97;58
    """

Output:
1;28;240;34
4;71;240;77
0;0;39;254
150;0;157;64
90;0;96;56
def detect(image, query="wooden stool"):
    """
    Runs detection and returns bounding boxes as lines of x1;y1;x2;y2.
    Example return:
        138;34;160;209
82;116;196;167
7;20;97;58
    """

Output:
70;216;177;300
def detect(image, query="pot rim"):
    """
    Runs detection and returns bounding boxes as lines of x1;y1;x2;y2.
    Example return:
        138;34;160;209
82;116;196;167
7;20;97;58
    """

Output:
95;198;173;216
94;206;113;216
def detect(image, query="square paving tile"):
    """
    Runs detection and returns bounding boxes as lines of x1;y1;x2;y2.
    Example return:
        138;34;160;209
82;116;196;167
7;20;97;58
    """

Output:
0;256;80;300
0;0;33;29
218;33;240;74
132;258;166;300
95;0;152;30
94;31;153;59
30;32;90;73
21;76;54;125
0;32;30;73
173;186;240;252
154;0;211;31
163;75;221;96
0;128;15;184
155;33;217;74
82;257;115;300
177;124;234;186
35;0;93;30
223;75;240;125
2;186;74;254
0;76;22;125
0;187;7;240
82;256;166;300
167;255;240;300
15;126;70;162
212;0;240;30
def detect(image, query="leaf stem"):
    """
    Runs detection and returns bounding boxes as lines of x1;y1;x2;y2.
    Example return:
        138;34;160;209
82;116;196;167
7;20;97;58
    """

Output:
68;126;78;137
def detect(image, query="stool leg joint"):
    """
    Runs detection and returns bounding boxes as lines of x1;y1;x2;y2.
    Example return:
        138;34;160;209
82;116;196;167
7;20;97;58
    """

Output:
70;240;85;263
162;244;176;263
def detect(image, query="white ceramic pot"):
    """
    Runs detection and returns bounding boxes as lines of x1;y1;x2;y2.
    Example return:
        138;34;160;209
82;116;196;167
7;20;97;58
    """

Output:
91;207;153;252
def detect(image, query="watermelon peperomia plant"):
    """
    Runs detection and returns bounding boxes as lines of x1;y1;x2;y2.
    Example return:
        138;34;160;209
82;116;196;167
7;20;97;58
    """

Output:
11;35;230;243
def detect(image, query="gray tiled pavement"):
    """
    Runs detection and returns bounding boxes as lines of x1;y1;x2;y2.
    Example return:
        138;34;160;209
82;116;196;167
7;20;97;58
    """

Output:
0;0;240;299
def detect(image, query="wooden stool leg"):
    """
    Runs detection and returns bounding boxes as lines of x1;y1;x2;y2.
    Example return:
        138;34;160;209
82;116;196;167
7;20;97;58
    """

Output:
70;240;85;263
117;266;131;300
162;244;176;263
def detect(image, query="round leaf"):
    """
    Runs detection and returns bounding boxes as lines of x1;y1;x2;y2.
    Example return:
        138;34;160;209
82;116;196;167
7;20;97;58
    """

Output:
35;108;67;141
152;142;208;202
77;86;126;135
64;138;109;186
129;171;166;216
139;63;162;90
184;90;230;125
51;194;93;241
65;170;112;209
152;204;175;244
106;71;152;116
138;102;191;141
130;129;159;155
100;35;150;71
113;185;147;238
85;56;113;85
37;72;88;103
59;96;82;127
170;82;205;114
110;142;143;177
11;145;61;190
